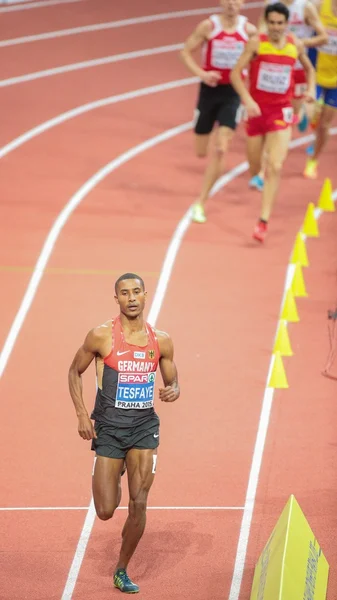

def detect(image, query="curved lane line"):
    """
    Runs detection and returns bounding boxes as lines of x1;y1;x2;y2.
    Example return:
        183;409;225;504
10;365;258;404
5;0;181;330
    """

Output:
0;0;83;12
0;44;183;88
60;129;337;598
0;120;192;378
0;2;263;47
0;77;198;159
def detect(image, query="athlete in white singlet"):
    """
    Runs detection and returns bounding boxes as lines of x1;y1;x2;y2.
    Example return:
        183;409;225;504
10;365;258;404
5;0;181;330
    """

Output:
180;0;256;224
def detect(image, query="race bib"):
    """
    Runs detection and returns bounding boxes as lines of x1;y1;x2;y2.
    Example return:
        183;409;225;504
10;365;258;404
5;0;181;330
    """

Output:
211;39;245;69
294;82;307;98
282;106;294;123
116;372;156;410
320;30;337;56
257;62;292;94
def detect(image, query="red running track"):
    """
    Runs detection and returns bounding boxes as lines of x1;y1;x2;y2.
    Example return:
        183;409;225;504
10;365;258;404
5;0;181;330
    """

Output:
0;1;336;599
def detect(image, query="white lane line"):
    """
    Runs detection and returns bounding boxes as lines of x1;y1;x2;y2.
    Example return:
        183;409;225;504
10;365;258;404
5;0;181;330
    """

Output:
0;506;89;511
0;505;244;511
0;0;83;11
148;129;337;328
0;120;193;380
61;131;337;600
0;2;263;47
59;147;248;600
0;77;197;160
124;506;246;510
228;191;337;599
59;127;193;599
147;160;249;326
0;44;183;88
0;79;334;589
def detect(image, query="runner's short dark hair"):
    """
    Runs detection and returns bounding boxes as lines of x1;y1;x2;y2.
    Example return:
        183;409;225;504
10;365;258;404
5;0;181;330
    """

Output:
265;2;290;21
115;273;145;293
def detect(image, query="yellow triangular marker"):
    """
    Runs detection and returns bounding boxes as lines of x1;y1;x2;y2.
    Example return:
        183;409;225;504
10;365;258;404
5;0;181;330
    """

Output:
290;233;309;267
281;289;300;322
273;320;293;356
291;264;308;298
318;178;335;212
302;202;319;237
268;352;289;388
249;495;329;600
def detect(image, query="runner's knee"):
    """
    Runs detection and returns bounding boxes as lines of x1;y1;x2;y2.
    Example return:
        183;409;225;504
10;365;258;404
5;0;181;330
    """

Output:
129;496;147;522
318;106;335;130
215;144;227;157
266;158;283;176
96;504;117;521
196;148;208;158
95;485;121;521
318;117;332;132
215;132;232;155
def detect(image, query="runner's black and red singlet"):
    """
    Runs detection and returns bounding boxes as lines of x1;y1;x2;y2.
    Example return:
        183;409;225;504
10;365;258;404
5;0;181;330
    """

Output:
91;316;160;427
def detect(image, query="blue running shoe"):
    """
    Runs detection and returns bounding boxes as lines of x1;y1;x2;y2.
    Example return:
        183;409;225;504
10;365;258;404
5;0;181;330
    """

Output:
114;569;139;594
249;175;264;191
297;111;308;132
306;144;314;156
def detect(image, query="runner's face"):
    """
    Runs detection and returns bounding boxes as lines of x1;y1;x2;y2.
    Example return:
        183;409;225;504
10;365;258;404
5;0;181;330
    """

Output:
115;279;146;318
266;12;288;42
221;0;243;18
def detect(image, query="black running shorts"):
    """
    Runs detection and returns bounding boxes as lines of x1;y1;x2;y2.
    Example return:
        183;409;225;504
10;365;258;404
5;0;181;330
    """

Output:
91;416;160;459
194;82;241;134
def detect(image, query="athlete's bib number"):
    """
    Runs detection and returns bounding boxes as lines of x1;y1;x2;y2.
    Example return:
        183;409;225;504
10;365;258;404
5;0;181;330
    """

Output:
320;30;337;56
211;40;245;69
282;106;294;123
116;371;156;410
294;82;307;98
257;62;292;94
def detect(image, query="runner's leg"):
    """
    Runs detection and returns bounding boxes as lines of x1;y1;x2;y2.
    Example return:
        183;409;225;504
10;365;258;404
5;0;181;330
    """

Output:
92;455;124;520
305;102;336;178
261;126;292;221
194;125;234;208
116;448;157;570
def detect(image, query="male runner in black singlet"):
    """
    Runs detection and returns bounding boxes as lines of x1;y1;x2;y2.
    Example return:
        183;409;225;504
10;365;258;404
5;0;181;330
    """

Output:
68;273;180;594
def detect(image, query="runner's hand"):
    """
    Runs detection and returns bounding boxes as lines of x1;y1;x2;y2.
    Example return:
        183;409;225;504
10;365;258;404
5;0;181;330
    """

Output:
159;386;177;402
78;415;97;440
202;70;221;87
246;99;261;118
303;91;315;104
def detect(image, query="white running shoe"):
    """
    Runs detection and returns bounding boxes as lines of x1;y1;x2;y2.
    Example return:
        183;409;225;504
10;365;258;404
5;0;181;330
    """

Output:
192;203;207;223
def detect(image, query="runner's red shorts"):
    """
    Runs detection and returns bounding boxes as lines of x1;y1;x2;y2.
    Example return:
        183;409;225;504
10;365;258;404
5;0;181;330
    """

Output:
246;104;294;137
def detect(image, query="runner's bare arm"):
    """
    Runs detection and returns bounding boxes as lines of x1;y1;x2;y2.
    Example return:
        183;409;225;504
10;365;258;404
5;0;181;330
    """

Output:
303;2;328;47
230;37;261;116
68;325;110;440
257;1;268;33
156;331;180;403
296;38;316;100
179;19;222;86
246;21;258;38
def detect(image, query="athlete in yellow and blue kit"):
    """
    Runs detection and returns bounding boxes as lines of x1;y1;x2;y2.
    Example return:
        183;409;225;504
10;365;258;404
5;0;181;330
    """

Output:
304;0;337;178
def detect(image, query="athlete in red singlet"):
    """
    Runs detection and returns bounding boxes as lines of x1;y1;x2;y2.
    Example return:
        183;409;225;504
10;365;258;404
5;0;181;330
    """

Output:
68;273;180;594
262;0;327;123
230;2;315;242
180;0;256;224
248;0;326;193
